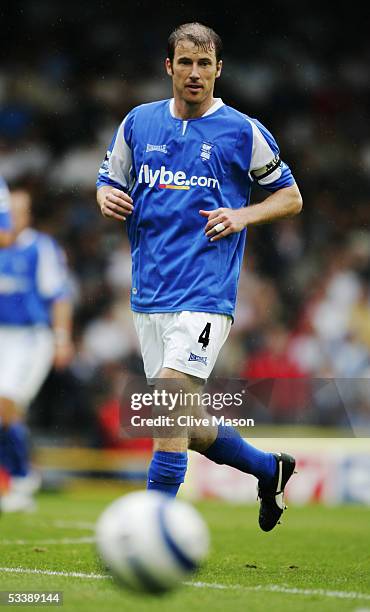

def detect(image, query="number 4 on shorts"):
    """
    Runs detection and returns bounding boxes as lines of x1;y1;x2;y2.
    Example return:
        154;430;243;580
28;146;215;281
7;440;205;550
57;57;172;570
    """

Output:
198;322;211;350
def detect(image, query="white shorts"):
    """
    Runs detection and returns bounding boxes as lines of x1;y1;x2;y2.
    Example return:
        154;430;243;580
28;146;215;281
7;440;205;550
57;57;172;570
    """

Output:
0;325;55;408
132;311;231;381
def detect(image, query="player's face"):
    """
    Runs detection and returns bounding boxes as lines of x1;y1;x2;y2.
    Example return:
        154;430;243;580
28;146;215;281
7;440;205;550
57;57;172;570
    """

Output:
166;40;222;108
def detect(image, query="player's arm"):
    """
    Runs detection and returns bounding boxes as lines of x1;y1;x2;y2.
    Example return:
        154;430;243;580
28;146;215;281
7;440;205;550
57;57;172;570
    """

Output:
96;114;135;222
36;235;74;369
200;118;302;241
243;183;302;224
51;297;74;369
201;184;302;241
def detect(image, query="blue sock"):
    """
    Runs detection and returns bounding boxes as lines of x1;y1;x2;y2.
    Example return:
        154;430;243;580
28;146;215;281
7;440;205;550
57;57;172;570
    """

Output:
0;423;30;477
202;426;276;484
147;451;188;497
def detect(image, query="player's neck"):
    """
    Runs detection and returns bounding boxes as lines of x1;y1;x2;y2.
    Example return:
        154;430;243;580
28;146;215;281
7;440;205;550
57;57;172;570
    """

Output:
172;95;216;120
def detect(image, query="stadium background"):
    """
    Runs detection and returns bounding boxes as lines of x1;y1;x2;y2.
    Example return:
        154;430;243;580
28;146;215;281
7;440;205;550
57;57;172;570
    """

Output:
0;1;369;503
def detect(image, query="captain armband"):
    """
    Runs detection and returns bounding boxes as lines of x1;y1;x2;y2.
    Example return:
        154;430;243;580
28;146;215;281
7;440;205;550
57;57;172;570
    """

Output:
251;155;282;182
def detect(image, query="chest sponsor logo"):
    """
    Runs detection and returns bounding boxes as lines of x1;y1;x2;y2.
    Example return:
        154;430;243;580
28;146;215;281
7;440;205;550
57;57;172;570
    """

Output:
138;164;220;191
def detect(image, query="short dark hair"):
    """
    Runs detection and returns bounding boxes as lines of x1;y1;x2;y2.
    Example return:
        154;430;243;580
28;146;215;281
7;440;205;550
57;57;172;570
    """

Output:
167;22;223;63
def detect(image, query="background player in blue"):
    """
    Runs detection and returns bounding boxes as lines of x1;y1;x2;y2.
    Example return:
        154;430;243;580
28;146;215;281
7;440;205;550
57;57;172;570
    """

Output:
97;23;303;531
0;188;74;512
0;176;14;247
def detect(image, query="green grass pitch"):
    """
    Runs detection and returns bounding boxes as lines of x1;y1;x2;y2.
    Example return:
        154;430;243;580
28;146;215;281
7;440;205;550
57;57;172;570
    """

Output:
0;486;369;612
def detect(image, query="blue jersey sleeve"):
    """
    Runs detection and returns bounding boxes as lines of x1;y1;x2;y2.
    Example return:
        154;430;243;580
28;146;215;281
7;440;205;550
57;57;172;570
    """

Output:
96;111;136;192
248;118;295;192
36;235;71;302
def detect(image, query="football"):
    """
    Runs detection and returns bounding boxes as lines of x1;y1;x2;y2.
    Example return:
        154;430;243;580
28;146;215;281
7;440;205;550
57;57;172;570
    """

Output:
95;490;210;593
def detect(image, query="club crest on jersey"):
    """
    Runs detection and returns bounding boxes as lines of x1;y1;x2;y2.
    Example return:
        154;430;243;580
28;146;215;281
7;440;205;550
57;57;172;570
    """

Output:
188;352;208;366
200;142;214;162
146;144;168;154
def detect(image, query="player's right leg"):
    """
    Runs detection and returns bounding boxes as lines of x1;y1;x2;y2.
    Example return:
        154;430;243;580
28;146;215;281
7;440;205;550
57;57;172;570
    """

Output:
132;313;201;496
146;368;195;498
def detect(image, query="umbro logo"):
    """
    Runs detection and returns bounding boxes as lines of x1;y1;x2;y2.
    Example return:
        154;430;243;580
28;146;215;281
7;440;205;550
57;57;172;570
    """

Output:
146;144;167;154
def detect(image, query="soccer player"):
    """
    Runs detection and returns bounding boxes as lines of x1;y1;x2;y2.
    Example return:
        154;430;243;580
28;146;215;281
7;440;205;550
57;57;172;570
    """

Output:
96;23;302;531
0;188;74;512
0;176;14;247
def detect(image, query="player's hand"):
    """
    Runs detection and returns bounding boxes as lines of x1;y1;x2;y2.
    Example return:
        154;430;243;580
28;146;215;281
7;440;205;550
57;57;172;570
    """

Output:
98;187;134;221
199;208;247;242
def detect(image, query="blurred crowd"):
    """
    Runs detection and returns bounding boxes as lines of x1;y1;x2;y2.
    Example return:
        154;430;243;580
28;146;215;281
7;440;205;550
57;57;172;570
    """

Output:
0;2;369;442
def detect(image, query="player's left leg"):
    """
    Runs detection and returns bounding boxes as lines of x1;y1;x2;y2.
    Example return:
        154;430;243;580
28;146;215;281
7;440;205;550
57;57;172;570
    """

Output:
147;364;293;526
156;311;295;530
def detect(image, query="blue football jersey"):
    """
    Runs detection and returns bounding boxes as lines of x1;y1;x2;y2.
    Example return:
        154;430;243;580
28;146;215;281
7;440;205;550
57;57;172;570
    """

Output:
0;176;12;231
0;229;70;325
97;98;295;316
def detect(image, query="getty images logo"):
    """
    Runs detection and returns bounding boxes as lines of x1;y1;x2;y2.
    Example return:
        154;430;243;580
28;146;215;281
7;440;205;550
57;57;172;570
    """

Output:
138;164;220;191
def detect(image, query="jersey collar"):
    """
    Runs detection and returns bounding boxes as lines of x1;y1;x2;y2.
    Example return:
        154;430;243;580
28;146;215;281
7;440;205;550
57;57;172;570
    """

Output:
169;98;224;119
